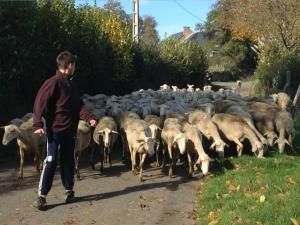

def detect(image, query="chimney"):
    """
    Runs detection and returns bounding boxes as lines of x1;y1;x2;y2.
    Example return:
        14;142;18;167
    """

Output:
183;26;193;37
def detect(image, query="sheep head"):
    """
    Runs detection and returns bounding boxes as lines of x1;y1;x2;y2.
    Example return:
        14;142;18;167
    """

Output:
137;137;155;156
252;141;264;158
2;125;20;145
275;138;290;154
173;133;186;154
98;128;119;148
264;131;277;147
210;139;227;158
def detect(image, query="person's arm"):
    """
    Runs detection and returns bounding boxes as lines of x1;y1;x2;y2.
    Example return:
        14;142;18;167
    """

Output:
33;79;57;131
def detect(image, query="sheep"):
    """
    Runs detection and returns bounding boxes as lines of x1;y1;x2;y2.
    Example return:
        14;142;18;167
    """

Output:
144;115;163;167
203;85;212;92
188;110;227;158
125;119;155;181
171;85;179;92
93;117;119;172
119;112;140;159
74;120;92;180
187;84;195;92
159;84;171;91
161;118;187;177
275;111;295;153
251;111;277;147
224;104;268;145
182;123;210;177
1;117;46;179
277;92;291;111
212;113;264;158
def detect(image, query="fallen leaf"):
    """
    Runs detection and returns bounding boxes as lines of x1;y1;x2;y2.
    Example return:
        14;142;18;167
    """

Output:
215;193;221;199
286;176;296;185
208;219;220;225
291;218;299;225
208;211;215;221
90;219;96;224
259;195;266;203
225;179;233;184
228;184;237;192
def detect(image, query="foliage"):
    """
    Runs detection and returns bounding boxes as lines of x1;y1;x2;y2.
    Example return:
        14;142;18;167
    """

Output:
197;117;300;224
140;15;159;46
202;6;256;80
159;40;208;86
0;0;208;125
253;53;300;95
218;0;300;59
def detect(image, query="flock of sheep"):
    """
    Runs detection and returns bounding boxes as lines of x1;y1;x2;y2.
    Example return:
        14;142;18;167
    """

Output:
1;83;295;182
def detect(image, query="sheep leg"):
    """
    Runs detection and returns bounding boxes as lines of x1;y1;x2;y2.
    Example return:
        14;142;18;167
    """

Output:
18;147;24;179
162;141;167;168
155;141;161;167
99;146;104;173
129;146;137;175
89;144;96;170
108;147;112;168
139;153;147;182
187;151;194;178
167;144;174;177
75;152;81;180
35;150;41;173
234;139;243;157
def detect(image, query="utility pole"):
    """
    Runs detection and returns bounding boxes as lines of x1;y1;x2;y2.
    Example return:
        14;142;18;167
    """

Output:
133;0;139;43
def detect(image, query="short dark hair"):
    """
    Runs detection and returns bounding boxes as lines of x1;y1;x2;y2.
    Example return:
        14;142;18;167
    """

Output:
56;51;77;69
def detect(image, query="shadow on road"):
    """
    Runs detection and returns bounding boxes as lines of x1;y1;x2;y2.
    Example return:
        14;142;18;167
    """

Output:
44;177;194;211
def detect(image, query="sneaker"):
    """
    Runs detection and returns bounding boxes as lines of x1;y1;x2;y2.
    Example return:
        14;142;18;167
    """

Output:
35;196;47;211
65;190;75;203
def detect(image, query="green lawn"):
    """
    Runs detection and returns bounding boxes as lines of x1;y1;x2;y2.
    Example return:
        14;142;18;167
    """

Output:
197;119;300;225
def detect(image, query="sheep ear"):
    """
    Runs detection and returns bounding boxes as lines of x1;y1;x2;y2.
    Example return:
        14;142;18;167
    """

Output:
111;130;119;135
137;139;145;143
98;130;104;134
284;139;291;146
173;134;181;144
210;142;216;149
157;127;162;131
274;139;279;144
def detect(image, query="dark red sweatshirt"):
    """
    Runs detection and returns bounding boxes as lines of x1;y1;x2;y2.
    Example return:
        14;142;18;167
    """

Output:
33;70;92;136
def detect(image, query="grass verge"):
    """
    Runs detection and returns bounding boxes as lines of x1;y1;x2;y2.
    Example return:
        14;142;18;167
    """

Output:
197;119;300;225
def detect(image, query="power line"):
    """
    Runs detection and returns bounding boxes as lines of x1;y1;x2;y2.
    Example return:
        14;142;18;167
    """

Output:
173;0;204;22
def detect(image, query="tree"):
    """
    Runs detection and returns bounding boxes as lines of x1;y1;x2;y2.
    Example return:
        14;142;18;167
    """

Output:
140;15;159;46
218;0;300;58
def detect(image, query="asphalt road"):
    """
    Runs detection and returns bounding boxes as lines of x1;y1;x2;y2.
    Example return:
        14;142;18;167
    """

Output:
0;152;202;225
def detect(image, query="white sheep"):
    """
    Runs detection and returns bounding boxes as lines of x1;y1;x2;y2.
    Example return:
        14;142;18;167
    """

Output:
74;120;92;180
1;117;46;179
182;123;210;177
161;118;187;177
212;113;264;158
93;117;119;172
125;118;155;181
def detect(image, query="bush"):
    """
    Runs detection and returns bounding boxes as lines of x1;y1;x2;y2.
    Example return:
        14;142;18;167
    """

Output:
253;53;300;96
0;0;208;126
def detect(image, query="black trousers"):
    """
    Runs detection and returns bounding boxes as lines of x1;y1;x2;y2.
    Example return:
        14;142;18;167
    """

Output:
38;132;75;196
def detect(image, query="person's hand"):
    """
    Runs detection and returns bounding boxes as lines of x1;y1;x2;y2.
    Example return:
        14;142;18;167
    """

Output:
34;128;45;136
89;119;97;127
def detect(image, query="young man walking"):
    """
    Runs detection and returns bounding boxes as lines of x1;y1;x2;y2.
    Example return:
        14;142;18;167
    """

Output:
33;51;96;210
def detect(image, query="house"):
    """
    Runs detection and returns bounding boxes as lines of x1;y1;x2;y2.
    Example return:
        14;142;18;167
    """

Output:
168;26;206;46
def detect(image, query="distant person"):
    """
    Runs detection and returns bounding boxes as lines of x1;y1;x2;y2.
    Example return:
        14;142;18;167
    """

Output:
204;72;212;86
33;51;96;210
